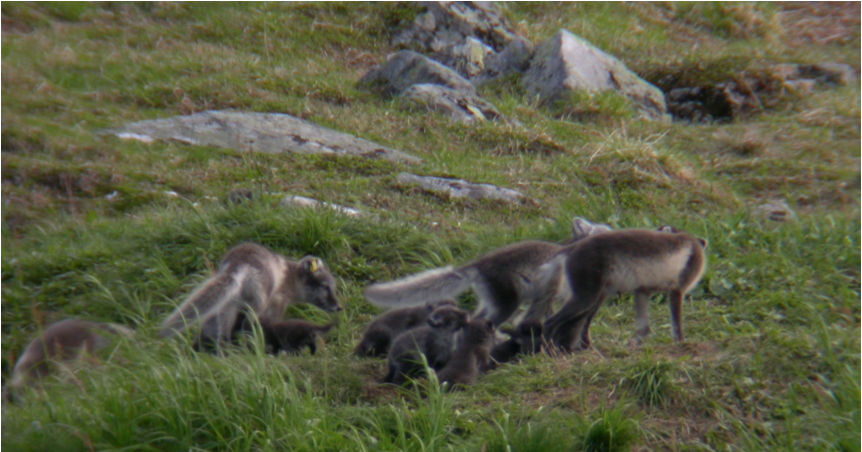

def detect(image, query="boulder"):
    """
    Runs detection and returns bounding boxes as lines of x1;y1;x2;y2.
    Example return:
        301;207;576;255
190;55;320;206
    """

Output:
397;172;528;204
392;2;519;53
401;84;503;122
521;30;667;120
391;2;526;80
108;110;420;164
480;35;534;80
359;50;477;96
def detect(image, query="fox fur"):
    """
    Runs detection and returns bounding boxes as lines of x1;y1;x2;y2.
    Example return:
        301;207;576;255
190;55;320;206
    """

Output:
363;218;611;327
354;299;456;357
158;242;340;348
437;317;495;388
540;228;707;351
382;305;469;385
489;320;544;368
251;318;335;355
9;318;134;390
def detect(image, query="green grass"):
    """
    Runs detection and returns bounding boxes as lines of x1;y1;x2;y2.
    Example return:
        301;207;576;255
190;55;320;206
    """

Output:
2;2;859;451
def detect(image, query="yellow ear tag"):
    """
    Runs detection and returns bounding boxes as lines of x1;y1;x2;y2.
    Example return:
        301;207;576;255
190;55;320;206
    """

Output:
309;258;320;273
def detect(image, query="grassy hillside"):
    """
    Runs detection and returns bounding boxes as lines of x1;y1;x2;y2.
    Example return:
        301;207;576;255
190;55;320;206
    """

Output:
2;3;859;451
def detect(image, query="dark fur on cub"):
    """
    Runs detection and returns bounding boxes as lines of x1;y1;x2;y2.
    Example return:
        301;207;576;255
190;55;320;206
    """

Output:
233;316;334;355
355;299;456;357
437;317;495;388
382;305;468;385
259;319;335;355
489;320;543;368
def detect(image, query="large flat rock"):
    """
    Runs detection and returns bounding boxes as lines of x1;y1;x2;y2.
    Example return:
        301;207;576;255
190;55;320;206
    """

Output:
108;110;420;164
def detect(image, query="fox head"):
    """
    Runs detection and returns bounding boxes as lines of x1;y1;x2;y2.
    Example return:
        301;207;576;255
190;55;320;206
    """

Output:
463;318;495;345
570;217;613;243
427;306;468;331
297;256;342;313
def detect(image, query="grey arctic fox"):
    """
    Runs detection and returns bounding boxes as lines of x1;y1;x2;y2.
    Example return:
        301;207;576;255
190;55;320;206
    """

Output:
363;218;612;327
9;318;134;391
158;243;341;348
540;227;707;352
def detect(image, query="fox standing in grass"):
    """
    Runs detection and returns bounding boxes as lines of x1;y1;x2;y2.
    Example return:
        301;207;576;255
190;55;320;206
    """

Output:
363;218;612;327
540;228;707;351
159;243;341;348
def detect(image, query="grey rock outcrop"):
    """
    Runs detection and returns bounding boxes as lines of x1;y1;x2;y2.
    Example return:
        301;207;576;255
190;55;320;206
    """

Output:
392;2;520;59
390;2;534;82
521;30;667;120
360;50;508;123
360;50;477;97
397;172;528;204
401;84;503;122
108;110;420;164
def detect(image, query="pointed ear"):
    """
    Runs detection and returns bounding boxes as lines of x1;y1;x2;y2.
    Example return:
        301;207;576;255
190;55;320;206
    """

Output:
300;257;324;275
571;217;593;238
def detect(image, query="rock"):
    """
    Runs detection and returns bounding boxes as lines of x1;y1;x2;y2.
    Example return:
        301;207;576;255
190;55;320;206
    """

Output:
390;2;526;80
397;172;528;204
480;35;534;80
106;110;420;164
754;199;797;222
359;50;477;96
392;2;519;53
401;84;503;123
521;30;667;120
436;36;495;78
280;194;362;217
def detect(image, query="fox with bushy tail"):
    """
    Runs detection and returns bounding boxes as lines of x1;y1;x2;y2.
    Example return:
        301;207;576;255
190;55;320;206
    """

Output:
362;218;612;327
158;243;341;348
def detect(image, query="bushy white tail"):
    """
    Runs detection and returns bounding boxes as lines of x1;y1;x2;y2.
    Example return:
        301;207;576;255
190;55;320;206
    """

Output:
363;266;475;308
158;267;249;338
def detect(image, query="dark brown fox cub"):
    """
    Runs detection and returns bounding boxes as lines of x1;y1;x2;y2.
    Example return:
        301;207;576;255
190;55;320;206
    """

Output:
159;243;340;350
437;318;495;388
489;320;544;368
10;318;134;390
354;299;456;357
237;318;335;355
540;228;707;352
383;305;469;385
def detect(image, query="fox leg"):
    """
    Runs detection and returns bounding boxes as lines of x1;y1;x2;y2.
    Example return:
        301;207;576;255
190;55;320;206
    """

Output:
631;290;652;345
668;289;684;342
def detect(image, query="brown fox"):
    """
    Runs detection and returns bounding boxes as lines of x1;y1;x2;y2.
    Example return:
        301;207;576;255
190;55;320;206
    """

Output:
253;318;335;355
9;318;134;390
363;217;612;327
540;228;707;352
382;305;469;385
158;243;341;349
354;299;457;357
489;320;544;368
437;317;495;388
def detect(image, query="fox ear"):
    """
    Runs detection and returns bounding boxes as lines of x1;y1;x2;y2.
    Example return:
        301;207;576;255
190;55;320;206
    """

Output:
301;257;323;274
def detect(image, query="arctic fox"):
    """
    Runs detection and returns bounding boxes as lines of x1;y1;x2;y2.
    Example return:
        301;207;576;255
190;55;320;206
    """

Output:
363;217;612;327
158;243;340;348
